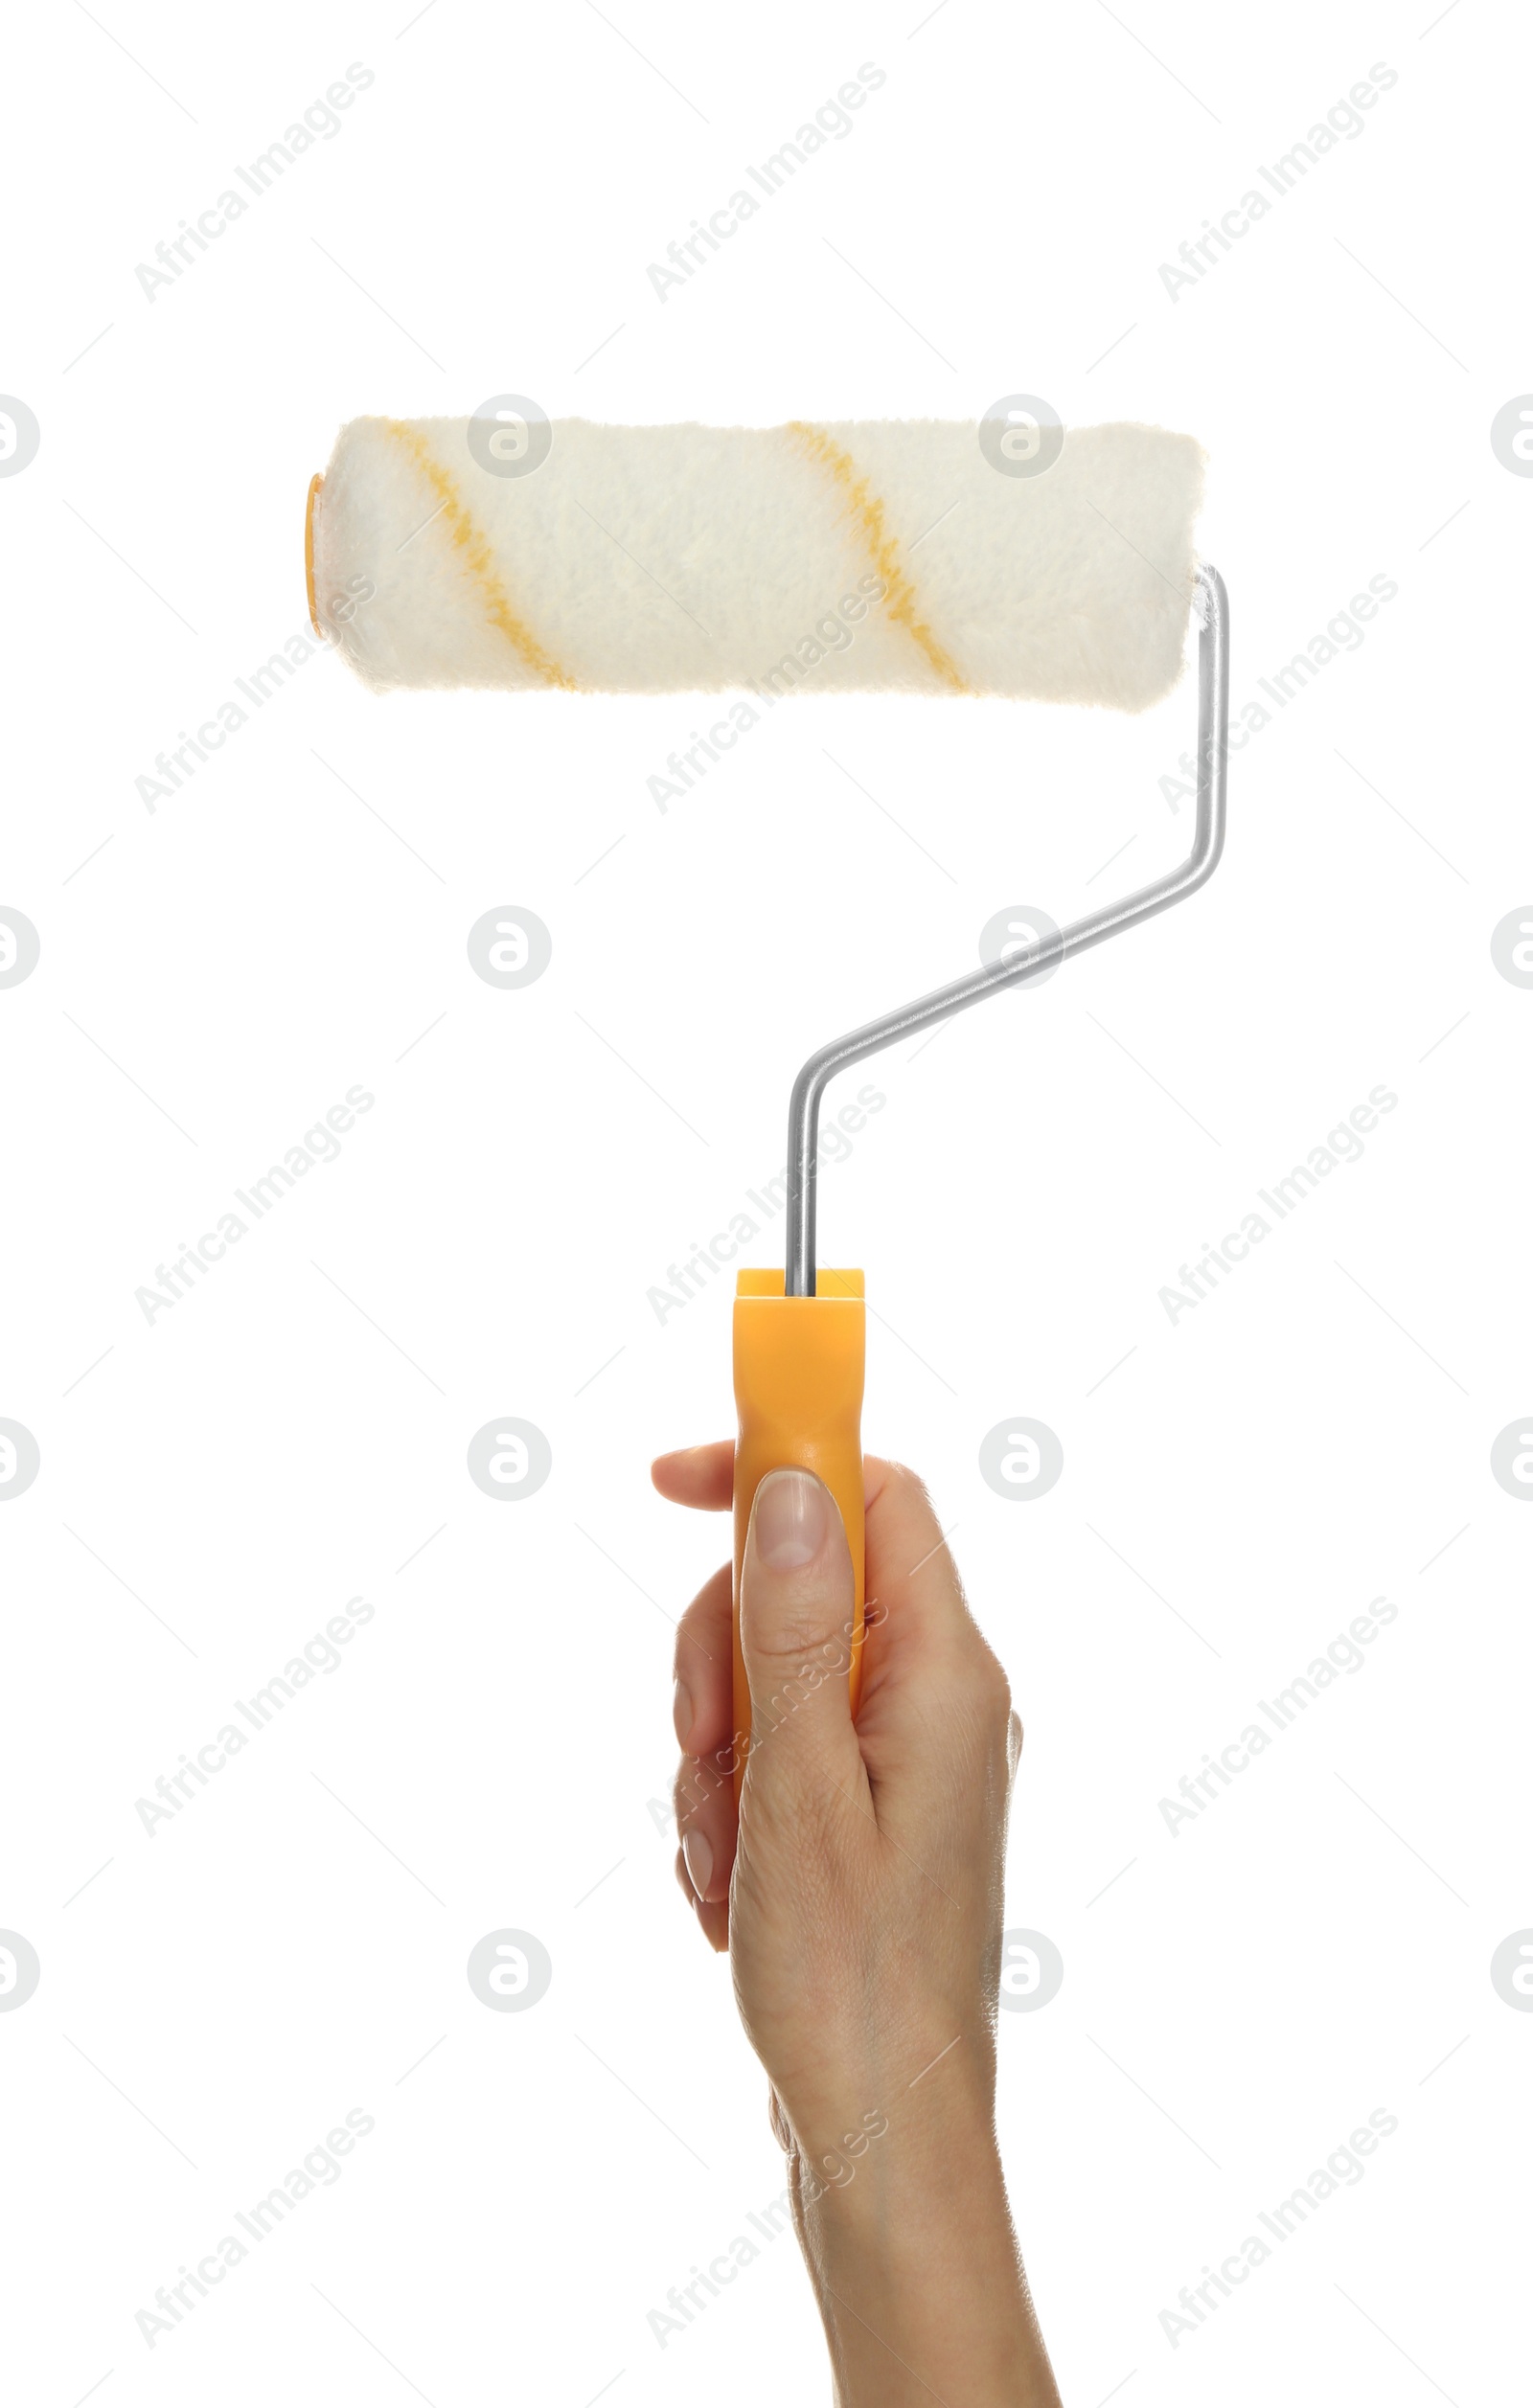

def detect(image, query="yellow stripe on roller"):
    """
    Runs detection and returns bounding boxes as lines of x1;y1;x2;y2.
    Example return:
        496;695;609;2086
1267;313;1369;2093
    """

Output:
786;421;971;694
385;420;577;692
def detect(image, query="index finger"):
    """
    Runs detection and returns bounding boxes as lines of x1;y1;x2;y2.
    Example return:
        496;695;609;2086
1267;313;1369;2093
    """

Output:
652;1441;734;1510
654;1443;902;1513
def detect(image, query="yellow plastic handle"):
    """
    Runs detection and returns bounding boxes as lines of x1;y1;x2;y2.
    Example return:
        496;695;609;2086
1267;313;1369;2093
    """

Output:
731;1268;865;1793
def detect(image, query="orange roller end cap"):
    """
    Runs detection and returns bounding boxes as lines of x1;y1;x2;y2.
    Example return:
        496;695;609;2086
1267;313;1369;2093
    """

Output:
304;472;323;639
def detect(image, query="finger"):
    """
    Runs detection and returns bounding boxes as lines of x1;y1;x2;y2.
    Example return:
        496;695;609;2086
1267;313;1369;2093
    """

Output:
672;1564;741;1916
672;1561;734;1761
859;1455;993;1678
674;1748;736;1901
674;1845;729;1952
652;1442;733;1511
738;1468;865;1811
855;1459;1014;1830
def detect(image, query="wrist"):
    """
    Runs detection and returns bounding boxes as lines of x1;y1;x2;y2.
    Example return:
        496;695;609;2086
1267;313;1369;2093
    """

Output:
785;2065;1059;2406
789;2044;997;2225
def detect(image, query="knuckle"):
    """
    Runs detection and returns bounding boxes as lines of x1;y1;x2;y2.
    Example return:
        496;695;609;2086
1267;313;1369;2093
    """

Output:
673;1565;729;1681
751;1613;847;1670
747;1648;850;1737
1007;1707;1025;1780
674;1755;721;1830
884;1458;938;1518
968;1638;1011;1709
963;1646;1015;1741
743;1579;857;1678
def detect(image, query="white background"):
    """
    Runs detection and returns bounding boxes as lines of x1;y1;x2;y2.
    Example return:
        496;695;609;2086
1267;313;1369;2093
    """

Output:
2;2;1528;2401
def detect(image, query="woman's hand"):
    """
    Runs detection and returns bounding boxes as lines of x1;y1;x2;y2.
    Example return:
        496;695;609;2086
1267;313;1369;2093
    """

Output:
654;1444;1062;2406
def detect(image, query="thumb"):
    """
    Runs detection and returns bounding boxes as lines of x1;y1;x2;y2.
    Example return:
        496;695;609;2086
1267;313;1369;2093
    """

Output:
739;1468;863;1803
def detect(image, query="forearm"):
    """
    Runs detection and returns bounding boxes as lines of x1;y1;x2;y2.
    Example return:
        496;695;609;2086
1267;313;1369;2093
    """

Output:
789;2081;1062;2407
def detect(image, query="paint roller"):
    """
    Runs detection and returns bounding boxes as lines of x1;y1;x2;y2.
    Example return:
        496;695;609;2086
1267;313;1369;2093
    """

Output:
306;411;1229;1781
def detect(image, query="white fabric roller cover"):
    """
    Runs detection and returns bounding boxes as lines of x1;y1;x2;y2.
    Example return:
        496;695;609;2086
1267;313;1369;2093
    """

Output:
309;416;1205;712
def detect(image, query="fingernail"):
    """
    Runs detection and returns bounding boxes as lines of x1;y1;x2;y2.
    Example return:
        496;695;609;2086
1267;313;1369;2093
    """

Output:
672;1677;693;1747
682;1827;713;1900
753;1467;830;1571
